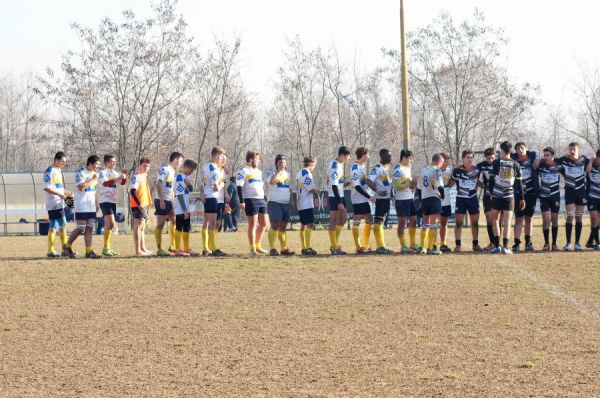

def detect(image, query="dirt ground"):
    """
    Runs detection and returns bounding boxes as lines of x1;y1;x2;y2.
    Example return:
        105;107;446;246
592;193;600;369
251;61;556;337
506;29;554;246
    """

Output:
1;226;600;397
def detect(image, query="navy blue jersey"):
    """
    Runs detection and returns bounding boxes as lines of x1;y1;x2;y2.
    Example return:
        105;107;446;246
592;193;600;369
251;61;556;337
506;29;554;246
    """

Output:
476;161;494;195
537;161;562;198
451;166;480;199
511;151;538;195
588;162;600;200
558;155;589;193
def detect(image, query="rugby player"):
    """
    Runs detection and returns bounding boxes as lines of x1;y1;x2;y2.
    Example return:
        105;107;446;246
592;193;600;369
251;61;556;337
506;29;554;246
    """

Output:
417;153;445;255
392;149;419;253
327;146;352;255
350;147;375;254
295;156;319;255
154;152;184;256
97;154;127;256
450;149;482;252
366;148;394;254
43;151;73;257
266;154;295;256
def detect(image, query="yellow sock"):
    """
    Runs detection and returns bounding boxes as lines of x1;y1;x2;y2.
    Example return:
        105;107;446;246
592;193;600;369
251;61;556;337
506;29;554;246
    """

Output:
374;224;384;248
202;228;210;252
328;229;338;249
182;231;190;251
208;229;217;251
300;229;306;249
399;231;406;247
59;229;68;246
47;232;56;253
352;226;361;249
268;229;277;250
169;223;176;249
155;228;162;250
336;225;343;242
428;229;436;250
278;230;287;250
103;229;112;250
85;246;93;254
363;223;372;248
174;229;182;252
420;228;427;248
305;227;313;248
409;227;416;247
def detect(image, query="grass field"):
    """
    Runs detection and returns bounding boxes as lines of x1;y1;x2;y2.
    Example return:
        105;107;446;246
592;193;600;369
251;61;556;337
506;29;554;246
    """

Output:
1;226;600;397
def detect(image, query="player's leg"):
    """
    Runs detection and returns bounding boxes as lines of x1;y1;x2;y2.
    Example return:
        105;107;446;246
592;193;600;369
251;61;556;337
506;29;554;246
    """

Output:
373;200;391;254
574;204;585;250
427;214;441;254
174;214;184;255
83;217;98;258
64;215;85;258
363;213;373;251
501;204;514;253
439;214;449;252
454;198;465;251
168;209;176;253
396;200;408;252
513;213;524;251
408;214;417;251
335;203;347;251
564;202;575;251
328;196;340;251
541;206;551;251
154;199;167;253
267;202;280;255
256;210;269;253
278;204;294;255
351;213;363;253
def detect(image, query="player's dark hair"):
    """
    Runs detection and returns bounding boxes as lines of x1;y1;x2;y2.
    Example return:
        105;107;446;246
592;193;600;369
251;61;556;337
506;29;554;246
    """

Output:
139;157;151;164
379;148;392;164
515;142;527;151
169;151;184;162
355;147;369;159
54;151;66;161
275;154;285;166
462;149;474;159
303;155;316;166
183;159;198;170
338;146;351;156
568;142;580;148
543;147;555;156
230;176;236;183
246;151;259;163
596;149;600;158
400;149;413;160
86;155;100;166
432;153;442;163
499;141;512;154
483;147;495;157
103;154;116;164
440;152;450;160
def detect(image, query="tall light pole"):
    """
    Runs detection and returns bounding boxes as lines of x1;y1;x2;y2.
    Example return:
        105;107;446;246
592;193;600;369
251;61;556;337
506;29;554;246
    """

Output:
400;0;411;150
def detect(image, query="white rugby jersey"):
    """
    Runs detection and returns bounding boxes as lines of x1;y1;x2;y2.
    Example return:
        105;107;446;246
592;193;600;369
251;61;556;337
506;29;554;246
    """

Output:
441;166;453;206
392;163;414;201
295;168;317;210
350;162;370;204
368;163;392;199
74;167;98;213
98;168;122;204
173;173;191;215
236;165;265;200
326;160;345;198
202;162;225;200
43;166;65;211
265;168;292;204
155;164;175;201
418;165;444;200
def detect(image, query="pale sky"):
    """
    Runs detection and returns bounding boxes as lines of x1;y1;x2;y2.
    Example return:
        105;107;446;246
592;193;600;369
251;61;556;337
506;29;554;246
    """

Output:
1;0;598;106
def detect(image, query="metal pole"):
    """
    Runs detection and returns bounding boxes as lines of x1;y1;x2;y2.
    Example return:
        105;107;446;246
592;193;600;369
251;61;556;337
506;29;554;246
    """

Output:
400;0;411;150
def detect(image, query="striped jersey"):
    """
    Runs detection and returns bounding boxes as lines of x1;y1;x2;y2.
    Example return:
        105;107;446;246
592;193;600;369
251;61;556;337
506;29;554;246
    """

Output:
537;162;562;198
588;162;600;200
511;152;538;194
558;155;589;192
476;161;494;196
489;158;523;199
451;166;480;199
350;162;370;204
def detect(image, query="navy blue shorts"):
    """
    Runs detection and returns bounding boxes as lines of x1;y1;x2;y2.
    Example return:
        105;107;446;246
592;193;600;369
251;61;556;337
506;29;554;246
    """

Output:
328;196;347;211
483;194;493;213
565;188;586;207
47;209;67;229
421;197;442;216
588;198;600;212
100;202;117;217
540;196;560;213
131;207;147;219
455;197;479;215
375;199;390;219
299;208;315;225
395;199;417;217
175;214;191;232
268;201;291;223
244;198;267;217
154;199;173;216
492;197;514;212
515;193;537;218
352;202;371;216
441;205;453;218
204;198;218;214
75;212;97;221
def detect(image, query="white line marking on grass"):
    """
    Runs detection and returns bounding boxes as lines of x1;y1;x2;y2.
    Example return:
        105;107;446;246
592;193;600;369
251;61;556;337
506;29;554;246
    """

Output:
494;256;600;322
